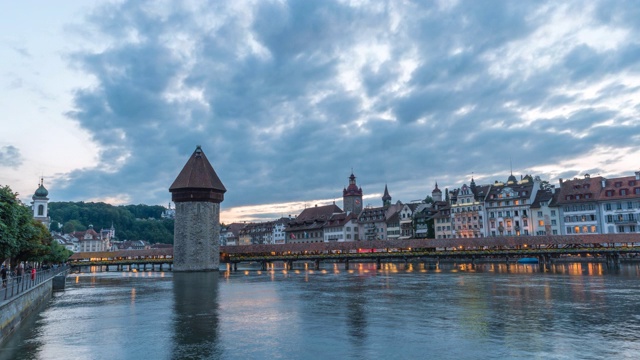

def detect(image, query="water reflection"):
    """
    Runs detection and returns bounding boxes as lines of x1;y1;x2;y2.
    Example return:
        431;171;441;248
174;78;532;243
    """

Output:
172;272;221;359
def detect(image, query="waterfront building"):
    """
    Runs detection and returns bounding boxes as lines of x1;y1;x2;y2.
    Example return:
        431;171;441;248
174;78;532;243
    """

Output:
357;186;403;241
285;204;343;243
485;174;540;236
413;203;436;239
450;179;489;238
556;175;604;235
433;186;454;239
343;172;363;215
398;203;418;239
530;189;561;236
74;225;110;252
220;223;243;246
238;221;275;245
598;172;640;235
323;212;359;242
272;217;290;244
31;177;50;229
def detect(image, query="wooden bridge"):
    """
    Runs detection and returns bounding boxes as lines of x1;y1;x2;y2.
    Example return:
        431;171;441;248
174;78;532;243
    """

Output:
67;234;640;271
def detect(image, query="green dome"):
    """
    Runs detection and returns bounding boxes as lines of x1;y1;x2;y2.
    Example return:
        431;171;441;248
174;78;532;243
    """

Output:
34;184;48;198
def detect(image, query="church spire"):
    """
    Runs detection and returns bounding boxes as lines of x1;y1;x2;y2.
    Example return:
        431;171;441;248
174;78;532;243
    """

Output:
382;184;392;208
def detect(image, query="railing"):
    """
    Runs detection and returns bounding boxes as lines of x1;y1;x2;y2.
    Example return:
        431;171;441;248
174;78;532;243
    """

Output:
1;265;69;302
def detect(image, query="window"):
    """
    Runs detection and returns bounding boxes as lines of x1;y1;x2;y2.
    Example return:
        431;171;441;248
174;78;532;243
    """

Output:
618;225;625;233
606;203;612;210
628;202;634;209
620;189;628;196
37;204;44;216
523;219;528;226
538;220;544;226
574;226;580;233
606;190;614;197
553;230;558;235
607;215;613;223
537;211;543;217
617;203;622;210
551;210;556;216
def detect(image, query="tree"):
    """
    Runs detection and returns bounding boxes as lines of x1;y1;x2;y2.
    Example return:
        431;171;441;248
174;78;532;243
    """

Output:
63;220;86;234
424;195;434;204
0;185;23;261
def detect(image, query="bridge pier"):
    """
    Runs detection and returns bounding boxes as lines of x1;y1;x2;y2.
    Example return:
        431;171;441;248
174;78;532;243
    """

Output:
345;259;350;270
287;260;293;270
233;263;238;272
314;259;320;270
261;261;267;271
376;258;381;270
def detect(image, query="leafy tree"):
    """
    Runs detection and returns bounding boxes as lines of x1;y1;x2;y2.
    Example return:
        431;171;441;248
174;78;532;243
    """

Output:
0;185;24;261
63;220;86;234
44;240;72;264
424;195;434;204
14;220;51;263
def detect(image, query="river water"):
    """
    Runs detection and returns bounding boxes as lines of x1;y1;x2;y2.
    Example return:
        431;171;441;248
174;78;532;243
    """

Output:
2;262;640;359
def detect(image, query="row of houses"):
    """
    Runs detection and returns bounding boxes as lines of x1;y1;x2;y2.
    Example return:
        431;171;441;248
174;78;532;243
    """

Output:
51;225;160;252
221;170;640;245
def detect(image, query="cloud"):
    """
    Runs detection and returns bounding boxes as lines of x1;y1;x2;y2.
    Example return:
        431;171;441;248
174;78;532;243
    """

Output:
54;0;640;222
0;145;23;169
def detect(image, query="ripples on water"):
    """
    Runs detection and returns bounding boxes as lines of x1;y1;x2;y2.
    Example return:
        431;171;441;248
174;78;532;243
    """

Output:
2;262;640;360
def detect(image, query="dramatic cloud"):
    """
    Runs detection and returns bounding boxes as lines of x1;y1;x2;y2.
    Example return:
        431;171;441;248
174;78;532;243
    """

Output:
0;145;23;169
53;0;640;221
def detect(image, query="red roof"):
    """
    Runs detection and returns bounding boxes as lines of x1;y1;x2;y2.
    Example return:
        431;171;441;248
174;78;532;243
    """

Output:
170;146;226;192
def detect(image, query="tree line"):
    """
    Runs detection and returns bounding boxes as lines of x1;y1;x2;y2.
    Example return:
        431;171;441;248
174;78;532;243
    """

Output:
48;201;174;244
1;185;71;267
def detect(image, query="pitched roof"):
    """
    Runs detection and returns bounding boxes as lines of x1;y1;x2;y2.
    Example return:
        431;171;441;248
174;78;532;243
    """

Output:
556;176;604;204
169;146;226;192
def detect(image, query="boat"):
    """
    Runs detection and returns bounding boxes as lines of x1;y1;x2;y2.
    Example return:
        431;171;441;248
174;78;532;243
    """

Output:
517;257;539;264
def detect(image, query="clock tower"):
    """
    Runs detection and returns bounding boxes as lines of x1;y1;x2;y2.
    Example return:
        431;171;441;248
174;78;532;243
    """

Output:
343;172;363;215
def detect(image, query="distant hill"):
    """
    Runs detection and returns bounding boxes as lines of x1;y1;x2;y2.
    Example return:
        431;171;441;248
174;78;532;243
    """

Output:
48;202;174;244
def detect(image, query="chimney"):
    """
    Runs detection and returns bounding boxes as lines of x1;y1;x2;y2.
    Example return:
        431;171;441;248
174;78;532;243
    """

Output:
559;178;563;184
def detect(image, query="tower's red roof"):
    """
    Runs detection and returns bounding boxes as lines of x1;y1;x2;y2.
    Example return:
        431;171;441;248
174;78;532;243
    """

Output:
170;146;226;192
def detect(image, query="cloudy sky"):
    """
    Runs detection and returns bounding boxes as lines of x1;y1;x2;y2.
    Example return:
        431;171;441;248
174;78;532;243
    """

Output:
2;0;640;223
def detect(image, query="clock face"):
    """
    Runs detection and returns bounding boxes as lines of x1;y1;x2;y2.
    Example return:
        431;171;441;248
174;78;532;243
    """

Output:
355;199;361;205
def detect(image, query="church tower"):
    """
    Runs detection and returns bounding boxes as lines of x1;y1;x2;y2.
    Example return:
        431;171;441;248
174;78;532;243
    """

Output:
382;184;392;208
32;177;50;229
343;172;363;215
432;182;442;202
170;146;226;271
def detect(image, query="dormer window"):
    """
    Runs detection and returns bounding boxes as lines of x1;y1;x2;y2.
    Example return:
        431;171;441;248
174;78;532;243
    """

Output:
583;184;590;189
620;189;628;196
615;182;622;188
606;190;614;197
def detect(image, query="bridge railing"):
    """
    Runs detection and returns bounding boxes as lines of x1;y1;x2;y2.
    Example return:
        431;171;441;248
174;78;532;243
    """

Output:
1;265;69;303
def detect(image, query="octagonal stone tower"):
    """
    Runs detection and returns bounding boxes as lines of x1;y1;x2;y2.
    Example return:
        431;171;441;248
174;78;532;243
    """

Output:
170;145;226;271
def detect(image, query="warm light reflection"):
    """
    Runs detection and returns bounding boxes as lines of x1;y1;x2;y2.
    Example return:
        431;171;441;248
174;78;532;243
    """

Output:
244;271;249;276
130;288;136;305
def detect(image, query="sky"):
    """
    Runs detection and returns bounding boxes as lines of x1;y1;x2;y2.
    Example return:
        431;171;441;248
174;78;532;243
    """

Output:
1;0;640;224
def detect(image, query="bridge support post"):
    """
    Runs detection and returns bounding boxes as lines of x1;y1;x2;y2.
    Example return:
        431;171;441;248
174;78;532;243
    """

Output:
287;260;293;270
345;259;350;270
314;259;320;270
160;264;163;271
376;258;381;270
261;261;267;271
233;263;237;272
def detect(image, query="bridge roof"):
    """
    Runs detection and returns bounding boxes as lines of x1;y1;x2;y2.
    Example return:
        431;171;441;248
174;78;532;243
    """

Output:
69;248;173;260
221;234;640;255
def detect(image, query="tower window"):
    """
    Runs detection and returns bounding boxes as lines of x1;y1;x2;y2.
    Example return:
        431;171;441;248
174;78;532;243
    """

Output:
38;204;44;216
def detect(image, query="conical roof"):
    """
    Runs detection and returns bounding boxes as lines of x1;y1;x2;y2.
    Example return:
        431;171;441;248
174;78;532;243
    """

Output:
170;146;226;202
382;184;392;201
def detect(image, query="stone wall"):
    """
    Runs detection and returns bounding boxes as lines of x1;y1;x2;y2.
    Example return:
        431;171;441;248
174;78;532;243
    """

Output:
174;201;220;271
0;281;53;345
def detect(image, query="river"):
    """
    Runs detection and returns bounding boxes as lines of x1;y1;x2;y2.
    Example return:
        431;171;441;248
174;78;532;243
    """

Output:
2;262;640;359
